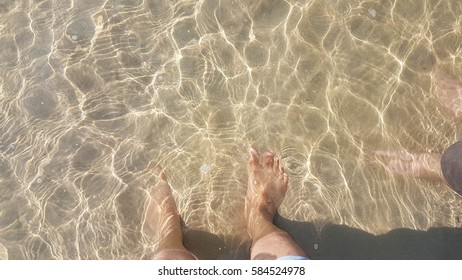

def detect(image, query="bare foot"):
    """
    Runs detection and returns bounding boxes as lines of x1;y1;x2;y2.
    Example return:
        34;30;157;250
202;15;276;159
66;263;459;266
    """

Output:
374;150;444;182
245;148;288;243
435;70;462;123
244;148;307;259
145;172;195;259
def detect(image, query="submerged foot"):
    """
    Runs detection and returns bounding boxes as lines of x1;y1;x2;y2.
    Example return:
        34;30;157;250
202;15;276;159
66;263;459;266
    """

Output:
435;70;462;123
245;148;288;242
145;172;182;248
374;150;444;182
145;172;195;259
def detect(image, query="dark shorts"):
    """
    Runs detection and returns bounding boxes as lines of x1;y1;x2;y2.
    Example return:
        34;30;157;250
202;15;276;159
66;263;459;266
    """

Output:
441;141;462;195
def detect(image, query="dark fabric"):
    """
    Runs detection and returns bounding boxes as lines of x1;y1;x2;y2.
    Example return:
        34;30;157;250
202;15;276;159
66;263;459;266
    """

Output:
441;141;462;195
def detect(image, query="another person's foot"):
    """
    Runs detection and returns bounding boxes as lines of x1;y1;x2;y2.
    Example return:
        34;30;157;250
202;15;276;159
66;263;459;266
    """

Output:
245;148;288;243
145;172;196;260
435;70;462;123
373;150;444;182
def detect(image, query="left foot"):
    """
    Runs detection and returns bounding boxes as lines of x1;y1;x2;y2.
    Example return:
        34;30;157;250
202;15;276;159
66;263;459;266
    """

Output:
373;150;444;182
144;172;184;251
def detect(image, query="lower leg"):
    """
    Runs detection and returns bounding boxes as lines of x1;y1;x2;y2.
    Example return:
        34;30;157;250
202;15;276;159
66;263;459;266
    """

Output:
373;150;444;182
250;220;307;260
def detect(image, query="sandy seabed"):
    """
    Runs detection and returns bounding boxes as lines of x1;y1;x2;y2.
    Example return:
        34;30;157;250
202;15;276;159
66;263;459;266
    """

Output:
0;0;462;259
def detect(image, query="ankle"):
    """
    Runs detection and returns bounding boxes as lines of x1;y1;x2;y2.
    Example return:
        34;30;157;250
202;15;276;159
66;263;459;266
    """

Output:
250;223;285;247
157;232;185;251
246;210;278;243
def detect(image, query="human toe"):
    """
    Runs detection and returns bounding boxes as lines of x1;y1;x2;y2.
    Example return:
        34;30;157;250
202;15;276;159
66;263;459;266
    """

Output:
273;157;280;172
248;147;261;168
262;152;274;167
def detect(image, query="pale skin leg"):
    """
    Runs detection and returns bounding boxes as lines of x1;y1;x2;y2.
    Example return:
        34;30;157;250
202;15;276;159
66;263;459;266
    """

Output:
245;148;308;260
373;70;462;184
145;173;196;260
373;151;444;182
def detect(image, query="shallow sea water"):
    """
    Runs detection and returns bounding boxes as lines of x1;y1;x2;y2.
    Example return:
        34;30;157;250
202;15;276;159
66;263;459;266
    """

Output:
1;0;462;259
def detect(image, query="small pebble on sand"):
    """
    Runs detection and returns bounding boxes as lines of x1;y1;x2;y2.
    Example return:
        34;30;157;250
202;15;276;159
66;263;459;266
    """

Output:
200;164;211;173
368;8;377;18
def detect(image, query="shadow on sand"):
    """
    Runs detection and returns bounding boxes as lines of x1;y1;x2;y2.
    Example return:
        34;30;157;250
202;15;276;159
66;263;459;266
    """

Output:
183;215;462;259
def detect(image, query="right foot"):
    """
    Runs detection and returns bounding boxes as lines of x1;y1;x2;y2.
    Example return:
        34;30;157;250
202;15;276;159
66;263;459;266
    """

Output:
435;70;462;123
144;172;184;251
245;148;289;242
373;150;444;182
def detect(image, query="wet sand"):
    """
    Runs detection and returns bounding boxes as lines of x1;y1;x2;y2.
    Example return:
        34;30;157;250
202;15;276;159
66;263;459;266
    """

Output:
0;0;462;259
